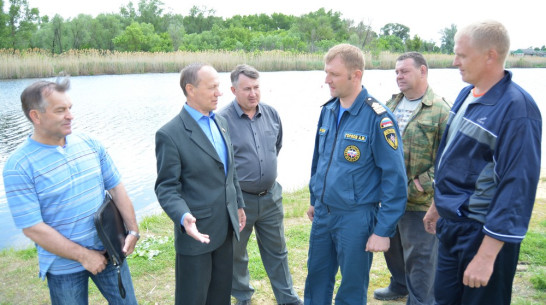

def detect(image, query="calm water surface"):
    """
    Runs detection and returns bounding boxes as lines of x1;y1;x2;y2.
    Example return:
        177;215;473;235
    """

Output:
1;69;545;249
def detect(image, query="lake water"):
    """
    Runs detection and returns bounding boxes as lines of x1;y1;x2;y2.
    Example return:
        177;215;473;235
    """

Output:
1;68;545;250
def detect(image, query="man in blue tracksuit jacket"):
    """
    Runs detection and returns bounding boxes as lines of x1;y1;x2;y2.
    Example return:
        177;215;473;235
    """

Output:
304;44;407;305
423;21;542;305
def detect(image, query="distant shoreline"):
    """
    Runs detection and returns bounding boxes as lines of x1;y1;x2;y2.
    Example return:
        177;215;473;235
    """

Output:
2;49;546;80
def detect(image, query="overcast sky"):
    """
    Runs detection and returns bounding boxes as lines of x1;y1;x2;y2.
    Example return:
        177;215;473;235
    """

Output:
25;0;544;50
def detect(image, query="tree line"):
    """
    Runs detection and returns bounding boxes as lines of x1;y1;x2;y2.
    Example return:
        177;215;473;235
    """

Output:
1;0;542;56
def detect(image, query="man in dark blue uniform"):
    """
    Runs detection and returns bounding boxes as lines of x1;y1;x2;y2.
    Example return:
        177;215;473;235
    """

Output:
304;43;407;305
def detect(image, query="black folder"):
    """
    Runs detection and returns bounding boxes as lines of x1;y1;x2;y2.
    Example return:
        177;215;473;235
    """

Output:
94;192;127;298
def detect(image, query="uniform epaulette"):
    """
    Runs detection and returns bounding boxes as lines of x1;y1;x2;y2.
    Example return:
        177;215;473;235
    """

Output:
365;97;387;115
321;96;337;107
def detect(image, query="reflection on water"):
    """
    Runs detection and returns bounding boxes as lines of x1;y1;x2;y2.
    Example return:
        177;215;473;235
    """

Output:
1;69;545;249
0;112;32;158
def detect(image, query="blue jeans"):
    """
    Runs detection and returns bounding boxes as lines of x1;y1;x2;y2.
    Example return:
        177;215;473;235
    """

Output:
46;260;137;305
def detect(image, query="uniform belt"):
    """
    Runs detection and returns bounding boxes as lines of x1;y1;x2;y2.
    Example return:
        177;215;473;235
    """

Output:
243;189;269;196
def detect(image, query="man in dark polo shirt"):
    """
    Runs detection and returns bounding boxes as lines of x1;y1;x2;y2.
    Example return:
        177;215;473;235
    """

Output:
218;64;302;305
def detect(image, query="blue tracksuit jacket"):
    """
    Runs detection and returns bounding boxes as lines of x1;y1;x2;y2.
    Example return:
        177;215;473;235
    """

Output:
434;71;542;243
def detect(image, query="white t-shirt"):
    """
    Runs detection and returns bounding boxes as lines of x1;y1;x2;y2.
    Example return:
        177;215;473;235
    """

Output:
393;96;421;135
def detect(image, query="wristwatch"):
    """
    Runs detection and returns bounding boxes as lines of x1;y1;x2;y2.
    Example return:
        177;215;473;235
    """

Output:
128;230;140;240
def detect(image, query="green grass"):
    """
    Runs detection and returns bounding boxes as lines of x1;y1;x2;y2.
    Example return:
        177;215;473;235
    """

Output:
0;186;545;304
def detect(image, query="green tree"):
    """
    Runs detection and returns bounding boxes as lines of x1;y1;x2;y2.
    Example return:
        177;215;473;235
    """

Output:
421;40;440;53
380;23;410;42
374;35;405;53
136;0;164;32
30;14;65;54
119;1;137;27
183;5;222;34
405;34;422;52
0;0;9;48
90;14;124;50
293;8;348;52
68;14;93;49
51;15;66;53
440;24;457;54
278;31;306;51
114;21;148;51
163;13;185;51
348;20;376;49
113;21;172;52
217;26;252;50
6;0;40;49
271;13;295;31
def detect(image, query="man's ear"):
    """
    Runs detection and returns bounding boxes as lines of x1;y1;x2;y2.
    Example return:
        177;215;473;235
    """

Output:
231;86;236;95
29;109;40;125
353;69;363;81
185;83;194;98
486;48;499;64
420;65;427;77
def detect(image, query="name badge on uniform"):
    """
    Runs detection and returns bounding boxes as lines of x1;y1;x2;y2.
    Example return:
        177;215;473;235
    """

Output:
344;132;367;142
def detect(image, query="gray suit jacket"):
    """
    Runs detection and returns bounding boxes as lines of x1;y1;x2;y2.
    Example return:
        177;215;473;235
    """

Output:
155;108;244;256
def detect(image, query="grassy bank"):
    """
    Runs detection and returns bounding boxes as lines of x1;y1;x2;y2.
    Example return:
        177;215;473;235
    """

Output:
2;49;546;79
0;185;544;304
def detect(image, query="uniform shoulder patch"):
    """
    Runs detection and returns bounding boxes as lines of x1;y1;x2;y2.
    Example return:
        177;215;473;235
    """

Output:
383;128;398;150
365;97;387;115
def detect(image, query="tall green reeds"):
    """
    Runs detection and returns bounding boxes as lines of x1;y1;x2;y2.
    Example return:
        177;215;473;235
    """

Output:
1;49;545;79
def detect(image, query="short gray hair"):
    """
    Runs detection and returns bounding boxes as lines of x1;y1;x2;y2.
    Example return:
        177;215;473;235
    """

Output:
180;63;207;96
230;64;260;88
21;77;70;122
455;20;510;62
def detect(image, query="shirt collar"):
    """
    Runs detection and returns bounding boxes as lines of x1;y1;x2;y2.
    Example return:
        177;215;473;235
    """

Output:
326;86;369;115
184;103;215;121
232;99;261;118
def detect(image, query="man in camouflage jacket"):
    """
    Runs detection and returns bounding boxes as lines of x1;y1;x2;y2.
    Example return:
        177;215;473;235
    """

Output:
374;52;451;305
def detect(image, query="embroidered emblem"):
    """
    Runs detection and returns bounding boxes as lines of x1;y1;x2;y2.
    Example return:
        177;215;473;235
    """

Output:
344;145;361;162
344;132;367;142
380;117;394;129
319;127;327;135
383;128;398;150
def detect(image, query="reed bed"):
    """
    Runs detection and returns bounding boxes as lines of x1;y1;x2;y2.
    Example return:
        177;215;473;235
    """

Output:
1;49;545;79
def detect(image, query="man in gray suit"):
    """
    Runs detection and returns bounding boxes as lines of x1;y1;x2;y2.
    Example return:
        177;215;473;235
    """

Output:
155;63;246;305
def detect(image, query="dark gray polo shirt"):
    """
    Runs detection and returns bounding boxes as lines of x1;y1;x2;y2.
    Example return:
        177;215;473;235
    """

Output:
218;100;282;194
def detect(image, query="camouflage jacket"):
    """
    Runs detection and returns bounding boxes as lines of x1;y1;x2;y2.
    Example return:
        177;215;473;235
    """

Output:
386;87;451;211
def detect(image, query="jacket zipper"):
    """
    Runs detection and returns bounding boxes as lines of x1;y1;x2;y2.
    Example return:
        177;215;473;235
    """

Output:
320;110;345;208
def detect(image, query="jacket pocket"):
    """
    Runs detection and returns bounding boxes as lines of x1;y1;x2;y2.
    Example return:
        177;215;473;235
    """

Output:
318;127;328;153
415;120;436;147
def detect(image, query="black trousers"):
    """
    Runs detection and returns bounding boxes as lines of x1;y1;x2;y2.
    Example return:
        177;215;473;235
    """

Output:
435;217;520;305
175;229;233;305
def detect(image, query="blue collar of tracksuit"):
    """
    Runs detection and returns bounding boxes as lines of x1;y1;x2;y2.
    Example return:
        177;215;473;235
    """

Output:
454;71;512;114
